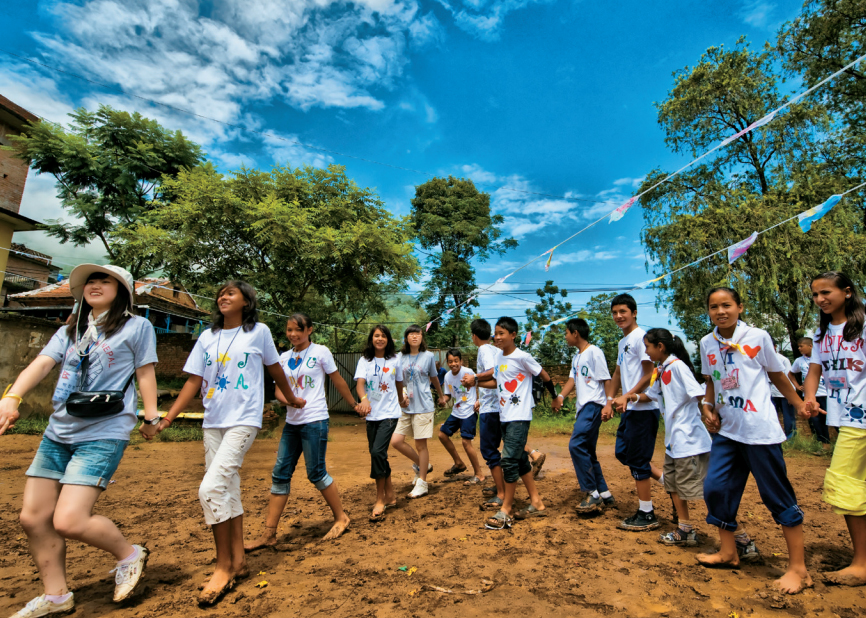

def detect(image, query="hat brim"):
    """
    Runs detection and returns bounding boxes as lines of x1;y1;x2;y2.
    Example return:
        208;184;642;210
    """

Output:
68;264;135;309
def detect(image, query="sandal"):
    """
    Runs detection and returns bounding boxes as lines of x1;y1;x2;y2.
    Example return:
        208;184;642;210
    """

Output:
514;505;548;520
463;476;482;486
444;463;467;477
482;486;497;497
484;510;513;530
482;496;503;511
369;511;386;523
530;451;546;478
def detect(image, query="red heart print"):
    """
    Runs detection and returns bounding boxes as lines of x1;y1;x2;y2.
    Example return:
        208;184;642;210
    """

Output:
742;345;761;359
382;367;390;373
504;380;518;393
661;370;672;385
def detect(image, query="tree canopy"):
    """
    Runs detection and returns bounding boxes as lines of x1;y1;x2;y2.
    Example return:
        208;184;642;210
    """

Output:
7;105;204;277
524;281;572;365
410;176;517;347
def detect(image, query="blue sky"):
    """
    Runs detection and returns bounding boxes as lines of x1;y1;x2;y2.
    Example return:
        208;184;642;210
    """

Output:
2;0;806;336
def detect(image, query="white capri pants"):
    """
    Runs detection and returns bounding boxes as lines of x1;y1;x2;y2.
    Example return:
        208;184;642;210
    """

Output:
200;426;258;525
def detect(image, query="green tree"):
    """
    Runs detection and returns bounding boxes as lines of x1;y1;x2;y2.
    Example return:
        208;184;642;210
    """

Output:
638;41;866;351
115;164;418;347
410;176;517;347
524;281;572;364
7;105;203;277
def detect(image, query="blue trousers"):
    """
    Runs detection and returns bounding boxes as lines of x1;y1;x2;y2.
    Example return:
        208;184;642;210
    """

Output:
703;434;804;530
568;402;609;494
772;396;797;438
479;413;502;468
271;420;332;495
809;396;830;444
614;408;659;480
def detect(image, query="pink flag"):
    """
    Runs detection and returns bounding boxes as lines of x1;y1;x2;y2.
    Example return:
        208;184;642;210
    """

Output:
727;231;758;264
609;197;636;223
524;331;532;346
720;112;776;147
425;322;432;332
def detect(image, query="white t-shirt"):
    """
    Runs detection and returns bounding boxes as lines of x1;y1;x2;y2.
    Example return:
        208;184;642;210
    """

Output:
397;350;438;414
494;348;543;422
476;343;501;415
569;344;610;410
279;343;337;425
768;352;793;398
444;366;477;419
810;323;866;429
617;328;655;411
354;356;404;421
646;355;711;458
700;322;786;445
792;355;827;396
184;323;281;429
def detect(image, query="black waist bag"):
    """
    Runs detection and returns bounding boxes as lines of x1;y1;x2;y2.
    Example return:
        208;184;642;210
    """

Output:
66;355;136;418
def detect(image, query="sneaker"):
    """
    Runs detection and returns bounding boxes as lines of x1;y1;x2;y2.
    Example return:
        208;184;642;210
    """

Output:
659;528;700;546
10;594;74;617
111;545;149;602
411;463;433;483
736;539;761;563
601;494;616;507
575;493;604;514
619;509;661;531
408;479;428;499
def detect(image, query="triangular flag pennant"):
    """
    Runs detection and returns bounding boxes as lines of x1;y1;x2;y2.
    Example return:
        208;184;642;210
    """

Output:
634;275;664;289
798;194;842;233
545;248;555;272
609;197;637;223
720;112;776;147
466;295;476;304
425;322;432;332
727;231;759;264
524;331;532;346
444;308;453;315
495;272;514;285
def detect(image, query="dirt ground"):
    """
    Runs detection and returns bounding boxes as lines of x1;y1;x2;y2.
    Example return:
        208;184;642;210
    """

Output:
1;419;864;618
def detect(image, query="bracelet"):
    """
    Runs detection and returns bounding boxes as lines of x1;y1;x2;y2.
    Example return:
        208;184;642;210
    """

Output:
361;395;368;400
700;399;713;408
632;393;640;403
161;417;172;426
2;393;23;405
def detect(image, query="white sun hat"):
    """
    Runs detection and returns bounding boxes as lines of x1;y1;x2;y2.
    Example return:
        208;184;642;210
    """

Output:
68;264;136;310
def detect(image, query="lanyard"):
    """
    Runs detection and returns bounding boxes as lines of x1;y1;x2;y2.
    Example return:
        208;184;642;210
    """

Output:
405;353;419;380
827;328;845;368
713;323;750;379
288;344;312;391
371;358;385;389
215;327;242;381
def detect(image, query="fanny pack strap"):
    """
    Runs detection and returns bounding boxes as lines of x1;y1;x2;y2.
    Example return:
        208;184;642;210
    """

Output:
76;354;136;393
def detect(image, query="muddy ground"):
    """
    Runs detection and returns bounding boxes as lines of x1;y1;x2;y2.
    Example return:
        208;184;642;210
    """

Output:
0;419;863;618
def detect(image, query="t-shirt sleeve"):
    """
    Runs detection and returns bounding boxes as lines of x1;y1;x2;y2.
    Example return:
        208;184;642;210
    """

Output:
260;326;281;366
758;332;784;372
679;363;706;399
131;319;159;368
393;360;404;382
39;327;70;364
523;353;543;377
700;339;712;376
645;379;661;402
426;353;438;378
635;337;651;363
353;358;367;381
569;357;578;380
183;338;206;376
444;372;454;395
320;347;337;374
590;348;611;381
810;340;823;366
780;355;792;374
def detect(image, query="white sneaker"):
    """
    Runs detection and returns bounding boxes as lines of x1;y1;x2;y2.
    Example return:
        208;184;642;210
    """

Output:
411;463;433;484
9;594;74;617
408;479;429;498
111;545;149;602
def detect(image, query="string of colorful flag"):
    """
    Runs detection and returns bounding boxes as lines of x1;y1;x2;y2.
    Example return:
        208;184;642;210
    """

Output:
421;52;866;334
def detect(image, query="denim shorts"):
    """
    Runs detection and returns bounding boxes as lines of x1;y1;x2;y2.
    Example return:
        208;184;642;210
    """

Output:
271;419;333;495
26;436;128;489
440;412;478;439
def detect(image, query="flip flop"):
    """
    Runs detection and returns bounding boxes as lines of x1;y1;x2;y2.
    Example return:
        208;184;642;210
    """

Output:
530;452;546;478
482;486;497;497
384;502;397;510
463;476;483;486
369;511;386;523
514;505;548;520
482;496;503;510
484;510;513;530
444;463;467;477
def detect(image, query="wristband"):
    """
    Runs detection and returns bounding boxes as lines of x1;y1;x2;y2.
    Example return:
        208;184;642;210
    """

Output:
361;395;368;400
632;393;640;403
161;417;172;427
700;399;713;408
2;393;23;406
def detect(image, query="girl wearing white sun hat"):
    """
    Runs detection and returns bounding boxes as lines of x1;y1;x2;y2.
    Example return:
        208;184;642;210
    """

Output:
0;263;160;617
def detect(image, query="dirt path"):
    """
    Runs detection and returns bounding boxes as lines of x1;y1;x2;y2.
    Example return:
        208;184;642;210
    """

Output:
1;420;864;617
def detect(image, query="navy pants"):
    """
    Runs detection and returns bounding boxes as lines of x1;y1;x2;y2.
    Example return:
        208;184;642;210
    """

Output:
772;396;797;438
479;413;502;469
703;434;804;530
809;396;830;444
614;409;660;480
569;402;609;494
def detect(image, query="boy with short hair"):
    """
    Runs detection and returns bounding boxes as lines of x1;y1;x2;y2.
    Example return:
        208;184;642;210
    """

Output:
552;318;615;513
478;317;557;529
605;293;663;531
439;348;484;483
789;336;831;445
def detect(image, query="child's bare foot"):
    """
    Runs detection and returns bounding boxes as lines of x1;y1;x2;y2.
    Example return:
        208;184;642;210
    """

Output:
823;565;866;587
243;527;278;552
322;515;351;541
232;562;250;580
696;551;740;568
370;501;386;522
774;569;813;594
198;568;235;605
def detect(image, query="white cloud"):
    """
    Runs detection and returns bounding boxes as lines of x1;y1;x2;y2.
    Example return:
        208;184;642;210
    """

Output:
738;0;778;29
547;249;619;268
439;0;553;42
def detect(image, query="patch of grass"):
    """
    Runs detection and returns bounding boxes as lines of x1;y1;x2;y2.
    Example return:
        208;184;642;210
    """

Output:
8;416;49;435
782;432;834;458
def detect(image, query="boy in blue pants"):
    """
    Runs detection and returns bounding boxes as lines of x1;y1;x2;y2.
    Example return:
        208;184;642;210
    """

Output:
552;318;615;513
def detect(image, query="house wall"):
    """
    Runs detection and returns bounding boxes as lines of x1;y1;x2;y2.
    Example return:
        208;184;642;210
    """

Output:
153;332;198;379
0;313;62;418
0;122;29;215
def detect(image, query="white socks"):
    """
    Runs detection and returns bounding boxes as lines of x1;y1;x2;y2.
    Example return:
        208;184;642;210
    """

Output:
44;593;72;604
639;499;653;513
118;546;139;564
591;490;600;498
656;474;664;486
600;490;612;499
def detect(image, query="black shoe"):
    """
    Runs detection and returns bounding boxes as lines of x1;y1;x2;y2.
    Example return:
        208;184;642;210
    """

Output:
601;494;616;507
619;509;661;531
575;493;604;514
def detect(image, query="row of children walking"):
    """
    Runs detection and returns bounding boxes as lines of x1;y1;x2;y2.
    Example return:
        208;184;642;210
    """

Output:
1;265;865;617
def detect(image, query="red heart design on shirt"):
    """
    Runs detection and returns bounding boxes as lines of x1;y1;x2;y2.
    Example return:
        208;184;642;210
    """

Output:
661;370;672;385
504;380;518;393
742;345;761;359
382;367;390;373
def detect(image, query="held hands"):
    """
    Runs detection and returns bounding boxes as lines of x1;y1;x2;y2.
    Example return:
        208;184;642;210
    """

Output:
551;394;564;413
287;396;307;409
701;403;721;433
356;399;371;417
601;403;614;422
803;397;826;418
461;374;475;388
611;395;629;414
138;418;166;441
398;396;409;409
474;400;480;413
0;398;20;436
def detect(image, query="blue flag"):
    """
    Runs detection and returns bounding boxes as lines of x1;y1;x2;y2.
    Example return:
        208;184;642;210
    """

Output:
798;195;842;233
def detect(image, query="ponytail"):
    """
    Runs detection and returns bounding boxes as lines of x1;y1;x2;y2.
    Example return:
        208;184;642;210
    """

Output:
645;328;697;378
